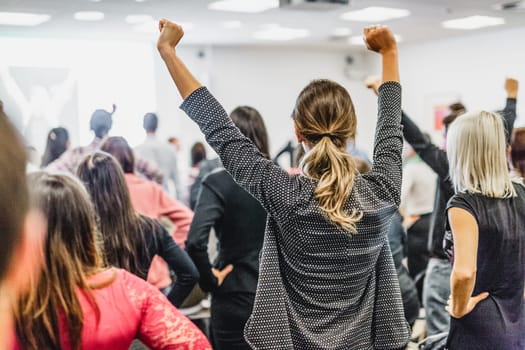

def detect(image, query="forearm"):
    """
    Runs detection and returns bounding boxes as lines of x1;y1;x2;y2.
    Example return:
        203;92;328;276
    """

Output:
450;269;476;316
381;51;399;83
159;48;201;100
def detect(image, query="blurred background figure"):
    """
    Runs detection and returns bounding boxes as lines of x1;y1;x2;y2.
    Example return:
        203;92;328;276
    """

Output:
40;126;70;167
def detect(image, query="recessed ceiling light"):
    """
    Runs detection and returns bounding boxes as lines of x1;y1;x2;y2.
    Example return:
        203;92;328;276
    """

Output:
254;25;309;41
135;0;147;2
442;15;505;30
349;34;402;45
222;20;243;29
135;20;194;33
341;7;410;22
209;0;279;13
332;27;352;37
0;12;51;26
74;11;105;21
125;14;154;24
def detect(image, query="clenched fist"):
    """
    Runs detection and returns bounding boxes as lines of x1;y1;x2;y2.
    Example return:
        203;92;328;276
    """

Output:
157;19;184;53
364;26;397;55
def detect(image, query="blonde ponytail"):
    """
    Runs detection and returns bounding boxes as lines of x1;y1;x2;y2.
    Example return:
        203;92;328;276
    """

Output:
293;79;363;233
302;136;362;233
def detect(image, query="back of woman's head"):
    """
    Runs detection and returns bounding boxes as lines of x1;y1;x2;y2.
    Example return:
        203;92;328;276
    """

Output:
447;111;516;198
292;79;361;233
100;136;135;173
41;127;69;167
0;104;28;282
77;152;149;278
16;172;103;350
230;106;270;159
191;142;206;166
511;127;525;177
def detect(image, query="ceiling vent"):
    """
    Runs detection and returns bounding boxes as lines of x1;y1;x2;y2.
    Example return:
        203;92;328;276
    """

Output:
279;0;351;11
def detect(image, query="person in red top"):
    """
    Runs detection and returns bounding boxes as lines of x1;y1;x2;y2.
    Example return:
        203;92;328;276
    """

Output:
14;172;211;350
101;136;194;291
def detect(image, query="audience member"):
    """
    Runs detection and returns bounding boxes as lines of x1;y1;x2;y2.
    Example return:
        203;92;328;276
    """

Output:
100;136;194;294
367;76;518;336
401;138;436;299
41;127;69;167
15;172;211;350
158;21;410;349
443;110;524;349
187;106;269;349
188;142;223;209
0;102;45;349
135;113;183;199
77;151;199;307
511;127;525;178
46;105;164;184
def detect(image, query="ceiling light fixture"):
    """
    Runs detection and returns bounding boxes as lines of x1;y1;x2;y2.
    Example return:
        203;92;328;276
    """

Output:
341;6;410;22
0;12;51;26
209;0;279;13
125;14;154;24
254;25;309;41
442;15;505;30
74;11;105;21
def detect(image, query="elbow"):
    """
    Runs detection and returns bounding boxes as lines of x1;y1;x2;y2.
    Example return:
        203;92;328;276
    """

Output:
452;268;476;283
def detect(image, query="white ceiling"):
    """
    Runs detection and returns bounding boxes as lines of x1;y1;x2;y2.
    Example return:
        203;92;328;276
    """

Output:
0;0;524;48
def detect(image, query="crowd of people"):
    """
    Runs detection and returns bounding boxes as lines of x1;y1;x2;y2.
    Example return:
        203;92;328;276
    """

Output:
0;20;523;350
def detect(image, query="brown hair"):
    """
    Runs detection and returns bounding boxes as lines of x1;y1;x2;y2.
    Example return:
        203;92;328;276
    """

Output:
230;106;270;159
442;102;466;130
511;127;525;177
77;151;152;279
100;136;135;173
0;102;28;281
292;79;362;233
15;173;105;350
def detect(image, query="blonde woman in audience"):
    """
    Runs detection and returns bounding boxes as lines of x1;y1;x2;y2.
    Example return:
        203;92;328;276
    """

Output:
14;172;211;350
443;111;525;349
157;21;409;349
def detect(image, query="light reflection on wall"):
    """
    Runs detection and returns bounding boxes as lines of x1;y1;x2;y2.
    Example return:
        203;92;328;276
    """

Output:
0;38;156;154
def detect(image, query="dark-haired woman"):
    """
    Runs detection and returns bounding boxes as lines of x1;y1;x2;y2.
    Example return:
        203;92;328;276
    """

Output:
14;172;211;349
187;106;269;350
78;151;198;307
41;127;69;167
100;136;194;294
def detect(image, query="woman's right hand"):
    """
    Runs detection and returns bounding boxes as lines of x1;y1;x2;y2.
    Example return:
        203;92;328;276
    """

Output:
157;19;185;54
363;26;397;55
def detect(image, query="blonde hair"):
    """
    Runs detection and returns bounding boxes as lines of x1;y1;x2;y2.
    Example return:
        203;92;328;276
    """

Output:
447;110;517;198
293;79;362;233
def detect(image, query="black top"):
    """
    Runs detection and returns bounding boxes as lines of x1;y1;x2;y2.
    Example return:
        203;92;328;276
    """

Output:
444;183;525;349
181;83;409;350
140;220;199;307
401;98;517;259
186;168;267;294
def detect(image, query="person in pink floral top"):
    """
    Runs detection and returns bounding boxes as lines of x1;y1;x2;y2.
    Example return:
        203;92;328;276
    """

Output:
14;172;211;350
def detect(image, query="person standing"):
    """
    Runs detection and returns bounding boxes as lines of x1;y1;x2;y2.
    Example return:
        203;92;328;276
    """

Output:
135;113;183;199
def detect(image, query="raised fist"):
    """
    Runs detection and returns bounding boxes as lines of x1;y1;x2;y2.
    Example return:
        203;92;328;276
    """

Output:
363;26;397;55
157;19;184;53
505;77;518;98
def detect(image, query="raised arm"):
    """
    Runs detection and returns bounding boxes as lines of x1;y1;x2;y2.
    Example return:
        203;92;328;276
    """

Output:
502;77;518;144
363;27;404;205
365;76;450;180
157;19;303;220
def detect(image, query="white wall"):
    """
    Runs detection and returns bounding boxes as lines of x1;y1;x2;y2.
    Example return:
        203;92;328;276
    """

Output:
399;26;525;145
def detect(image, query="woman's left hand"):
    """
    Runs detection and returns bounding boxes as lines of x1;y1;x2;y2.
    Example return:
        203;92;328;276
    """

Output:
212;264;234;286
446;292;489;318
